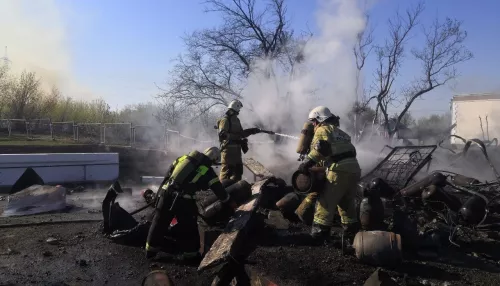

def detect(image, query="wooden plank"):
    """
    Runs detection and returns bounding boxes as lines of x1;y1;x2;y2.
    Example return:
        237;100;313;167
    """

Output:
243;157;274;181
198;178;271;271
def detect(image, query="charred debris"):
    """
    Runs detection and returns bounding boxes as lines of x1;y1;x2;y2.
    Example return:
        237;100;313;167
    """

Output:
3;137;500;285
95;137;500;285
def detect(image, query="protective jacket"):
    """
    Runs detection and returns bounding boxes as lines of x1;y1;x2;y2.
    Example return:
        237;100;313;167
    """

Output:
307;122;360;173
217;112;244;165
161;150;230;202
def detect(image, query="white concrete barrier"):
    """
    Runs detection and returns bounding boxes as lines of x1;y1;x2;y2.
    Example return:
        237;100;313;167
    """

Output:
0;153;119;187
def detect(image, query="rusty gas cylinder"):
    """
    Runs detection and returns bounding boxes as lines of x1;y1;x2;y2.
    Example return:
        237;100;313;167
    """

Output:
422;184;462;212
352;231;403;266
202;180;252;208
459;196;487;225
400;172;447;197
291;167;326;194
359;188;385;231
142;270;173;286
276;192;301;213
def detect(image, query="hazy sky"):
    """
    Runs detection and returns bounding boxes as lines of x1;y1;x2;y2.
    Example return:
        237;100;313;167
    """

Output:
1;0;499;118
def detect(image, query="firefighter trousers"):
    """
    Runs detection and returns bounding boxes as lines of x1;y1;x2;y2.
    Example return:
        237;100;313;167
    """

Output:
313;170;361;227
219;163;243;181
146;189;200;253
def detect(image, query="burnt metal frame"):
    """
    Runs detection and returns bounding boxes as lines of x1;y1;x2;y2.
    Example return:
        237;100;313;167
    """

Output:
361;145;438;190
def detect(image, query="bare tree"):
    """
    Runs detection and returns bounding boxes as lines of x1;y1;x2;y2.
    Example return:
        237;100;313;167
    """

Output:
352;12;374;140
364;2;472;137
157;0;308;119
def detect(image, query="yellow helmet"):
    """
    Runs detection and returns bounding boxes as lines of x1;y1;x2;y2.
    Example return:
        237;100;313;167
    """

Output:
203;146;221;163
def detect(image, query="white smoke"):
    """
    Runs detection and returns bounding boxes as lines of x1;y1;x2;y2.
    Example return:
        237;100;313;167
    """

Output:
238;0;380;177
0;0;95;98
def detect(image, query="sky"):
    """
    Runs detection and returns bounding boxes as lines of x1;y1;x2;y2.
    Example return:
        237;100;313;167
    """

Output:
1;0;500;118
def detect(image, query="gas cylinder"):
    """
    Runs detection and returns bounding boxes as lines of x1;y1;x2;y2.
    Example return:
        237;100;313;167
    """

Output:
359;188;385;231
352;231;403;266
421;184;461;212
400;172;447;197
296;121;315;155
451;174;480;186
291;167;326;194
202;180;252;208
276;192;301;213
459;196;487;225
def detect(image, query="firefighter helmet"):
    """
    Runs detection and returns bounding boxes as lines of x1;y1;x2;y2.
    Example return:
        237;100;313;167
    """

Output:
228;99;243;112
203;146;221;163
308;106;335;123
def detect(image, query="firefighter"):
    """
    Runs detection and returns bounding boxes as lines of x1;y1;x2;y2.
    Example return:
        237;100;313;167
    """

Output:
216;99;246;181
298;106;361;239
145;146;238;259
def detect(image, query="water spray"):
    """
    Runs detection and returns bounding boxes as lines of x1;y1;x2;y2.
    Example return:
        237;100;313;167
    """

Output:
274;133;300;140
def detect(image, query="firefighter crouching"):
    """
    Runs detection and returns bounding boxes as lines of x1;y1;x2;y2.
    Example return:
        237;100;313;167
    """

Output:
298;106;361;239
145;147;238;259
217;99;263;181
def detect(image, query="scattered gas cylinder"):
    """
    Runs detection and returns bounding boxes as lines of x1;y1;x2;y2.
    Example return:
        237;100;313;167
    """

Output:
276;192;301;213
142;270;173;286
359;188;385;231
459;196;487;225
202;180;252;208
422;184;461;212
400;172;447;197
451;174;480;186
353;231;402;266
291;167;326;194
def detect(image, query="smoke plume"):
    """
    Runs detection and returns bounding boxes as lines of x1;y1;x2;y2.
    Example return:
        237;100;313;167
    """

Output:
239;0;382;178
0;0;93;98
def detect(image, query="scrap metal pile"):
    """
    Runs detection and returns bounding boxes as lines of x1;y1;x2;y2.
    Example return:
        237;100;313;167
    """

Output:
98;139;500;285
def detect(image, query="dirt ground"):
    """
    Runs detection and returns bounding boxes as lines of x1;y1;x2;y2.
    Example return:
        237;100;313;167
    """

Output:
1;144;500;285
1;221;500;286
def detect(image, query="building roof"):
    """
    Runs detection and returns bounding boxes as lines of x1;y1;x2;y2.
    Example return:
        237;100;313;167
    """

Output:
452;93;500;102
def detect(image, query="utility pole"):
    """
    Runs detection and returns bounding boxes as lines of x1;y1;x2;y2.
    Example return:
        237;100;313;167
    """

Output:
1;46;11;66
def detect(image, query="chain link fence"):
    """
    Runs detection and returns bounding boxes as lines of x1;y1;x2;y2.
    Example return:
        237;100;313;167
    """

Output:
0;119;277;150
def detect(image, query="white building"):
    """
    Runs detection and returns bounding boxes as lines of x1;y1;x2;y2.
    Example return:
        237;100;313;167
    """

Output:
451;93;500;144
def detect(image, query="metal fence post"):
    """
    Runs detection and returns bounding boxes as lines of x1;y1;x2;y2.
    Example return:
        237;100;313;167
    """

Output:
49;119;54;140
25;121;30;139
7;119;11;137
103;124;106;144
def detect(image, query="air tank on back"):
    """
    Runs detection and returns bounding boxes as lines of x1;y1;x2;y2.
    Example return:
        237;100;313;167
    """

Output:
296;121;315;160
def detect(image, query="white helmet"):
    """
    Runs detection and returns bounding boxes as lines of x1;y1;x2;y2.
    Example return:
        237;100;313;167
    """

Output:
228;99;243;112
308;106;334;123
203;146;221;163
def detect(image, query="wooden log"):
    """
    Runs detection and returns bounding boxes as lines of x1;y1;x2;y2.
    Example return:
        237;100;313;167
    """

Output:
198;177;272;271
243;157;274;181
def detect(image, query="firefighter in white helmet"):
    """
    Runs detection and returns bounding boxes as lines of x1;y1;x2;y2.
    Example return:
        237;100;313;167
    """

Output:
145;146;238;259
216;99;262;181
298;106;361;239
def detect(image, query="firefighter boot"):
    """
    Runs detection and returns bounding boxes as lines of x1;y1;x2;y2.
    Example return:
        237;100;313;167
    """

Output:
311;223;331;242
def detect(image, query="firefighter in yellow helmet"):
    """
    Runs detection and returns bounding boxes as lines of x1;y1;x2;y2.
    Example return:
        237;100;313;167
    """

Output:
216;99;263;181
145;146;238;259
298;106;361;239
